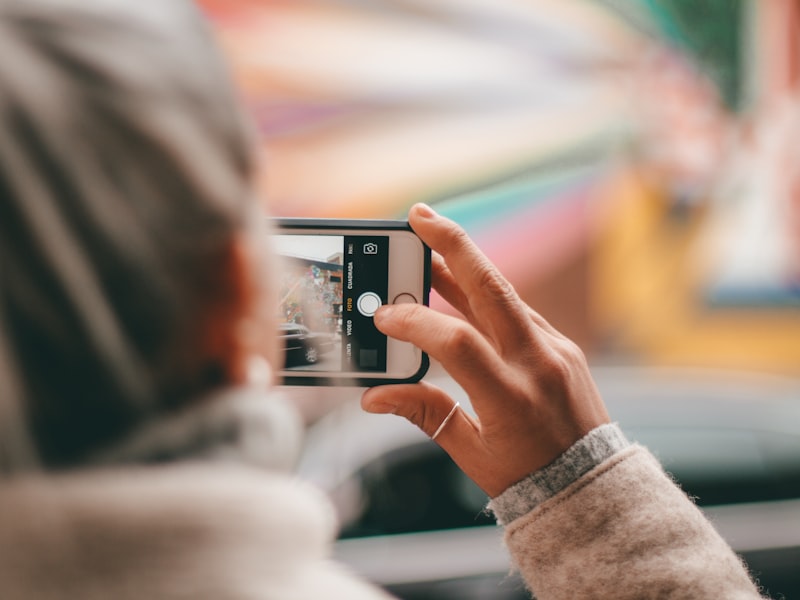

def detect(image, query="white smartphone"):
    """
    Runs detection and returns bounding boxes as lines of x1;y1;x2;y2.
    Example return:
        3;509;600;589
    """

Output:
272;218;430;386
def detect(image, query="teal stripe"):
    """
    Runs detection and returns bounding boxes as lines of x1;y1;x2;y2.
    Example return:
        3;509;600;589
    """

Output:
433;162;602;231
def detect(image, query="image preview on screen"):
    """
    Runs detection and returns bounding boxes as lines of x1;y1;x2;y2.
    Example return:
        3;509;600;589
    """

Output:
275;234;389;373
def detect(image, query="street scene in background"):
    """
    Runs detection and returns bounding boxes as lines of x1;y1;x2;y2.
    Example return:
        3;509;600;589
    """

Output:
275;233;390;373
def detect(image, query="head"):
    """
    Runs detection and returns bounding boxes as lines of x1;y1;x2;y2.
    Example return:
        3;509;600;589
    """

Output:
0;0;277;471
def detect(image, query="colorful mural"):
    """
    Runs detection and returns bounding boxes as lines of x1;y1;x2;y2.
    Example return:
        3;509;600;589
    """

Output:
197;0;800;375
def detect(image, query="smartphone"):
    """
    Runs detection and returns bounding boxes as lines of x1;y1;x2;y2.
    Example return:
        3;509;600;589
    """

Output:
272;218;430;386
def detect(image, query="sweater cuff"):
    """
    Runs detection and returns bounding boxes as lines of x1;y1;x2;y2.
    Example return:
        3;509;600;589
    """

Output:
488;423;630;525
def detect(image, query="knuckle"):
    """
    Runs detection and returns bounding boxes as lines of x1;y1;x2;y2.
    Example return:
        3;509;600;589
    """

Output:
399;400;437;436
558;337;589;366
474;262;516;304
441;322;478;357
390;382;459;438
386;304;421;337
447;226;473;253
536;339;588;392
414;404;435;435
394;305;417;330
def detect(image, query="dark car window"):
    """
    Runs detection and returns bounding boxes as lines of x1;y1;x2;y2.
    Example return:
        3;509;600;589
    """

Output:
339;427;800;538
339;443;493;539
628;427;800;506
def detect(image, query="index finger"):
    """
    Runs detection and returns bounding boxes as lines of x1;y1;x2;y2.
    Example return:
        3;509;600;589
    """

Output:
409;203;540;353
373;302;513;417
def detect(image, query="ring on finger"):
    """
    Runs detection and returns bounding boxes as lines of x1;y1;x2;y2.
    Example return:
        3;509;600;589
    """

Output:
431;401;460;440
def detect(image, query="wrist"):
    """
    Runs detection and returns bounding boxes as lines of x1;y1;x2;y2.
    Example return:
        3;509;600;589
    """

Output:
488;422;630;525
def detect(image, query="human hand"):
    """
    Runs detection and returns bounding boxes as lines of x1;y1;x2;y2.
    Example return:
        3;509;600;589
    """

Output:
361;204;610;497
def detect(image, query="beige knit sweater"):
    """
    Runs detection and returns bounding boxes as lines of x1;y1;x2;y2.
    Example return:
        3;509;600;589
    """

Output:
500;445;765;599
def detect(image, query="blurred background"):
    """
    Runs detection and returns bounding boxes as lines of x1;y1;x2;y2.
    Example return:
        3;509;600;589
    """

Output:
197;1;800;598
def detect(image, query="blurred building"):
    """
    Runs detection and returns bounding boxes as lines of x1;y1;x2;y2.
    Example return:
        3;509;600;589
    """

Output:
594;0;800;375
280;255;343;333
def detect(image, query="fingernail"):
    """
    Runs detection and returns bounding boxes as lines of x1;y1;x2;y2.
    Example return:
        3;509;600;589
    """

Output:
414;203;436;219
362;392;398;414
364;400;398;414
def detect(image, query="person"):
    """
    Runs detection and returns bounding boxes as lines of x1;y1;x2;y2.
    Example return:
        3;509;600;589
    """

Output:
0;0;766;598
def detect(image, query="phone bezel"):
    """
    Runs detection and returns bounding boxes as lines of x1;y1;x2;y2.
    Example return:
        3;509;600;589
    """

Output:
273;218;431;387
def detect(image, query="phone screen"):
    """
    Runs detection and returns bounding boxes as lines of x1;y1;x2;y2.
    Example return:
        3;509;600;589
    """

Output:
275;234;389;373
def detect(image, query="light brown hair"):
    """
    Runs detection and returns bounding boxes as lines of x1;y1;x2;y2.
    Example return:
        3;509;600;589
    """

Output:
0;0;259;470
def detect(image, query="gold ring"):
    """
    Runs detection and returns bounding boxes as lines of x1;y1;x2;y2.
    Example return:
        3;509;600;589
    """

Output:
431;401;460;440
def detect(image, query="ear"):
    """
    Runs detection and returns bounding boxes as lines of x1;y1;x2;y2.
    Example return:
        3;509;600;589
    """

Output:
198;233;268;386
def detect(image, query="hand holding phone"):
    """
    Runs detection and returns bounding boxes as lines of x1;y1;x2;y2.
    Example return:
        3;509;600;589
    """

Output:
361;204;611;497
273;218;430;387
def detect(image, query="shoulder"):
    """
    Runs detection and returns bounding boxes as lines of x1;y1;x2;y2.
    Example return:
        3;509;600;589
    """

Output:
0;464;391;599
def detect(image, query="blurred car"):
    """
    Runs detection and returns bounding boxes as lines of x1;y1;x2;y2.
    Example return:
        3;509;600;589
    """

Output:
279;323;335;366
296;366;800;600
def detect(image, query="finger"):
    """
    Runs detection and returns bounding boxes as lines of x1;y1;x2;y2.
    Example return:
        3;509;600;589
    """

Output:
430;252;474;321
434;244;563;343
361;381;476;439
361;382;504;497
421;207;564;344
433;245;560;340
373;303;512;413
409;204;538;353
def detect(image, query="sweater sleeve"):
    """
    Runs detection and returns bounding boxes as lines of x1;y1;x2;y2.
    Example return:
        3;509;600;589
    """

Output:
489;423;630;525
492;443;766;600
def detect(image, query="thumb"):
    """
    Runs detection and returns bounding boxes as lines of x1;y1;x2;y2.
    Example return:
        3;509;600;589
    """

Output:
362;382;499;495
361;381;467;442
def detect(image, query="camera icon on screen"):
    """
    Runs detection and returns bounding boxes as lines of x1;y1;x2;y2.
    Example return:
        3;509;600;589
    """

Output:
363;242;379;255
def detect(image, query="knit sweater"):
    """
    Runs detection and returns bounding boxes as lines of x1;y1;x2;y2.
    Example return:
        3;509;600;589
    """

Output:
490;424;766;599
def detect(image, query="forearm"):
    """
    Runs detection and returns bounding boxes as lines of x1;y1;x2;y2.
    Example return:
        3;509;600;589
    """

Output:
490;427;765;600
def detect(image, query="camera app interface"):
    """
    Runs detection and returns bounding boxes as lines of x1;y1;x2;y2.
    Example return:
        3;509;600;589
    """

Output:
276;234;389;373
